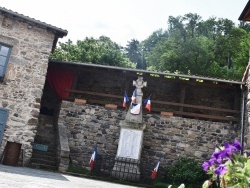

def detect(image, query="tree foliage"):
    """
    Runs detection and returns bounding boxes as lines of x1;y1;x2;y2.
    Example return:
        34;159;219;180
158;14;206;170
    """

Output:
50;36;135;68
50;13;250;80
142;14;250;80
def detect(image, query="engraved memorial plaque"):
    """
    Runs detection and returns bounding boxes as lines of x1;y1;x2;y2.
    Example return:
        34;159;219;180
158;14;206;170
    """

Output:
117;128;143;159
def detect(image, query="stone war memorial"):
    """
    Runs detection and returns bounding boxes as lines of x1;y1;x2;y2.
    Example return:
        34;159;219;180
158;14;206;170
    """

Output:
112;77;147;180
55;60;243;182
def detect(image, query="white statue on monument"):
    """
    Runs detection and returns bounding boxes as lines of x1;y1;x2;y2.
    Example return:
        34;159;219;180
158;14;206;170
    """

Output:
126;77;147;119
130;77;147;115
133;76;147;95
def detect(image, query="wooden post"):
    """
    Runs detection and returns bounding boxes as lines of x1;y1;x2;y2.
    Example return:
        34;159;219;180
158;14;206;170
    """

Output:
70;68;79;98
179;85;186;112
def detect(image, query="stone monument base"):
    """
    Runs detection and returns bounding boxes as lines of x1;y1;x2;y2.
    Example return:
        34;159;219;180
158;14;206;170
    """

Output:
111;157;140;181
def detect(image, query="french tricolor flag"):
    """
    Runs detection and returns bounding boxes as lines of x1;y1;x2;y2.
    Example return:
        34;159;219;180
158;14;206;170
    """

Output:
131;89;136;103
151;158;160;179
144;96;151;112
89;145;97;170
123;92;129;108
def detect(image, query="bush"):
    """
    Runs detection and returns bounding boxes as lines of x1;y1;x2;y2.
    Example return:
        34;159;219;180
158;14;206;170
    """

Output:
164;158;207;187
152;182;169;188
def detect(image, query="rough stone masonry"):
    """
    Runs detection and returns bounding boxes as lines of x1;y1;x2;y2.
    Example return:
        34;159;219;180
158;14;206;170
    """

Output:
58;101;240;169
0;13;55;164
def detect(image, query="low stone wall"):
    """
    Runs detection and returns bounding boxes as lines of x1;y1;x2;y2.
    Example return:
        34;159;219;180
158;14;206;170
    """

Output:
58;101;240;169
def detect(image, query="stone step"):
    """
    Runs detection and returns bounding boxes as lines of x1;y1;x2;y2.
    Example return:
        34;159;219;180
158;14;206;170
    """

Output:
32;114;58;171
31;156;57;166
31;147;58;169
32;151;56;160
30;162;57;171
32;148;56;156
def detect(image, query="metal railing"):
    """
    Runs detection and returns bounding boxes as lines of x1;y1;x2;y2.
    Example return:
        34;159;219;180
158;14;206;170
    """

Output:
91;155;164;184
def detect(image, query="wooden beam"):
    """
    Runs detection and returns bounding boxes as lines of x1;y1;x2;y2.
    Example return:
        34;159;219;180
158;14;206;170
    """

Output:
73;99;238;121
71;69;79;89
66;89;239;114
66;89;123;99
152;100;239;113
173;111;237;121
153;108;238;122
173;111;238;121
179;85;186;112
66;95;239;122
71;65;240;90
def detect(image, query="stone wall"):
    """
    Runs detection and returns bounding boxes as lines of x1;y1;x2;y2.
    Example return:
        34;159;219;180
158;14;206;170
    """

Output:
36;115;56;148
58;101;240;169
0;13;55;163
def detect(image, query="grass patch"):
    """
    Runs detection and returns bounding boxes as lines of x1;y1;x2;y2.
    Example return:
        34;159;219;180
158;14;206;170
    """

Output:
67;165;91;175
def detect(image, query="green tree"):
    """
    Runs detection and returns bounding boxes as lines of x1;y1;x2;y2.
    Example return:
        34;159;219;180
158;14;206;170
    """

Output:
239;21;250;32
51;14;250;81
209;27;250;79
50;36;135;68
143;14;250;80
125;39;146;69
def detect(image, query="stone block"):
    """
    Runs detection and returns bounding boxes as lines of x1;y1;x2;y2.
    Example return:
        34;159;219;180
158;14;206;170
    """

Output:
27;118;38;125
74;98;86;105
105;104;117;109
161;111;173;117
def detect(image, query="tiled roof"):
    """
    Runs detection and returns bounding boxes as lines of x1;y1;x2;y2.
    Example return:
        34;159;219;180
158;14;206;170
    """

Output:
239;0;250;21
50;60;245;85
0;6;68;37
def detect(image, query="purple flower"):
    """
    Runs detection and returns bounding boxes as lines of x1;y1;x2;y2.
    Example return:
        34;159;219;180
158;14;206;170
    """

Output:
208;157;216;166
214;164;227;175
224;143;233;156
202;161;211;172
212;151;221;159
212;150;229;163
216;157;223;164
224;140;242;157
232;140;242;151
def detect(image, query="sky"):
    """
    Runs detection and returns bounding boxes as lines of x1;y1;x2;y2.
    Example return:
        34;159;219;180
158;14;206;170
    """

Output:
0;0;248;46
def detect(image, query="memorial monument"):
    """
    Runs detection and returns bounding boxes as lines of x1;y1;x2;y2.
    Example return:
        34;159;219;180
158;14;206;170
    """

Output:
112;77;147;181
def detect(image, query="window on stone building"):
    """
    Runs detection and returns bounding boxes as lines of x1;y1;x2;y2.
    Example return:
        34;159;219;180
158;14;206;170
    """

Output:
0;43;11;78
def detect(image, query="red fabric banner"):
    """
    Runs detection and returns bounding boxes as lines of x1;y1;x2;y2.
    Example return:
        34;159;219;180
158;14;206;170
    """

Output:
46;66;74;100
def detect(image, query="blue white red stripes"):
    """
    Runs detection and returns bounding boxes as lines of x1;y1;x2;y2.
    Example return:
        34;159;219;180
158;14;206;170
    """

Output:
151;158;160;179
89;145;97;170
144;96;151;112
131;89;136;103
123;92;129;108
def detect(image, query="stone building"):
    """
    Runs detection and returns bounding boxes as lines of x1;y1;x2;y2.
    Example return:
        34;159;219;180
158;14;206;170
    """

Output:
0;6;67;164
239;0;250;155
0;4;249;181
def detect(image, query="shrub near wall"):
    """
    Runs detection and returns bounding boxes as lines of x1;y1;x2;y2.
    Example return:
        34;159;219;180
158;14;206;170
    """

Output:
58;101;240;169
